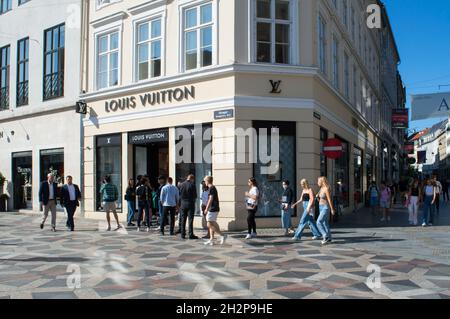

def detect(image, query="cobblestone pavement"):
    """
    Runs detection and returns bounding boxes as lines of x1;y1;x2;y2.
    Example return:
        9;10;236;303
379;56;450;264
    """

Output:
0;202;450;299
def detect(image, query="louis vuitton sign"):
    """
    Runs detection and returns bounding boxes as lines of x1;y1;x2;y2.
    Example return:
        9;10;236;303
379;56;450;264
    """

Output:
105;86;196;113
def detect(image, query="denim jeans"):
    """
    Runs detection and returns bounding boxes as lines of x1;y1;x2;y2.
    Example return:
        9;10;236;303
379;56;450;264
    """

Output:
137;200;151;228
293;201;321;239
316;204;331;240
281;207;292;229
422;195;434;224
127;200;136;225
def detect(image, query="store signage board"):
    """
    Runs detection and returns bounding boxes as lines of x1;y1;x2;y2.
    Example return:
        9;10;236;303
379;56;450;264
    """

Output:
97;135;121;147
129;130;169;145
411;92;450;121
214;109;234;120
392;109;409;128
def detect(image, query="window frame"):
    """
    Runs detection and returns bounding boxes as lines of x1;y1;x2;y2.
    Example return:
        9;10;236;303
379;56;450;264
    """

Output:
0;0;12;14
250;0;299;65
43;23;65;101
94;27;122;91
17;37;29;107
318;13;327;74
0;45;10;110
179;0;218;73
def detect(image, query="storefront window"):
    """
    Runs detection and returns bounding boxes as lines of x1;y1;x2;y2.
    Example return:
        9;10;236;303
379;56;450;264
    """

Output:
320;128;328;178
96;135;122;211
353;147;363;205
175;124;212;215
12;151;32;210
366;153;373;184
254;121;296;217
40;148;64;209
334;136;349;208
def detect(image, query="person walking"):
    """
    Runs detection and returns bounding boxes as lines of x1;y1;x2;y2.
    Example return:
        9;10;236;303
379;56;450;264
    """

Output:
179;174;199;240
442;178;449;202
60;176;82;232
280;180;294;236
203;176;226;246
422;178;437;227
316;177;336;245
201;181;210;239
245;178;259;240
407;178;421;226
432;175;442;215
379;181;392;222
125;178;136;227
291;179;322;241
136;176;152;232
99;175;122;231
368;181;379;216
156;176;166;230
39;173;59;232
160;177;179;236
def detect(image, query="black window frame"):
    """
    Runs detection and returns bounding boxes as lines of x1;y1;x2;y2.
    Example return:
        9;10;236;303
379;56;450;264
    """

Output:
0;45;10;111
17;37;29;107
18;0;30;5
320;127;328;178
43;23;65;101
0;0;12;14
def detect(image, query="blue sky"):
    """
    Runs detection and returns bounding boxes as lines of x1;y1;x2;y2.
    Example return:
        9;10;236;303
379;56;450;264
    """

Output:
384;0;450;133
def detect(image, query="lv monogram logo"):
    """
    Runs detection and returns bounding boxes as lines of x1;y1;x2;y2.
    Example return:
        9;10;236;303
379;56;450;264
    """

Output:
270;80;282;94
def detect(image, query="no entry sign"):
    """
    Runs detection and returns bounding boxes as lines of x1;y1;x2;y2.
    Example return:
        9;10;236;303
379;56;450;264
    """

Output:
323;138;343;159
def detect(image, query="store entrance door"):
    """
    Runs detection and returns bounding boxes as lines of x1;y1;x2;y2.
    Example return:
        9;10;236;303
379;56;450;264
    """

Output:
12;152;33;210
130;129;169;188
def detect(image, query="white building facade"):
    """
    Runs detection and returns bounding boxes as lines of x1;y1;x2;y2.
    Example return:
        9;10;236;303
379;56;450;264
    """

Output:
0;0;85;212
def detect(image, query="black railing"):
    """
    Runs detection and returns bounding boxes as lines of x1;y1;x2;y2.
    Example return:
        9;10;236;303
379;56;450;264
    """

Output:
17;81;28;106
0;87;9;111
43;71;64;100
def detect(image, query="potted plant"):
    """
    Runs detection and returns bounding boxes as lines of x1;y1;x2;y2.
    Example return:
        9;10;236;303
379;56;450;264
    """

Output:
0;173;8;212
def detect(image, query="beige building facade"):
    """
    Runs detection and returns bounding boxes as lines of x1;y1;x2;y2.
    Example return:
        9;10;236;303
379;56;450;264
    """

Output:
80;0;404;230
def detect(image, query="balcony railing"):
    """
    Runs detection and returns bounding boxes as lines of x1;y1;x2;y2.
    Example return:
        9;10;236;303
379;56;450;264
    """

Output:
17;81;29;107
43;71;64;100
0;87;9;111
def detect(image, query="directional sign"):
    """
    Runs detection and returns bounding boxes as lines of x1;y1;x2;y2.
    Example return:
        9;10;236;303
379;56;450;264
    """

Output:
323;138;343;159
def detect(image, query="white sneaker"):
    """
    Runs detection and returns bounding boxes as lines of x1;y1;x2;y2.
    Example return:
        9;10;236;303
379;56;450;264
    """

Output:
204;240;214;246
251;232;257;238
220;235;227;245
422;223;426;227
312;236;319;240
292;237;299;241
245;234;252;240
136;227;141;232
146;227;150;232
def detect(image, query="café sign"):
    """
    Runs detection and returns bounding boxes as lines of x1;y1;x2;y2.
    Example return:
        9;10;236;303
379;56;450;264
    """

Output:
105;86;196;113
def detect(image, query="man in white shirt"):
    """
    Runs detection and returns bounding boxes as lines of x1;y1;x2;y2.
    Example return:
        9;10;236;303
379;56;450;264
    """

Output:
433;175;442;215
61;176;82;231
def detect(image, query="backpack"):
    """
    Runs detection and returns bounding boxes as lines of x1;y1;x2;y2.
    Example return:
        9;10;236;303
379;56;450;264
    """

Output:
136;185;147;201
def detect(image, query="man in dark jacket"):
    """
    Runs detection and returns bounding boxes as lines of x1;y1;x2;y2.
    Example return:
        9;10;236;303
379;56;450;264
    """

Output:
39;173;59;232
179;174;198;239
60;176;82;231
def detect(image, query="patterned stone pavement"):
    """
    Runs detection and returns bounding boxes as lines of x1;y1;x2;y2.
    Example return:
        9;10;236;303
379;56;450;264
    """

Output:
1;203;450;299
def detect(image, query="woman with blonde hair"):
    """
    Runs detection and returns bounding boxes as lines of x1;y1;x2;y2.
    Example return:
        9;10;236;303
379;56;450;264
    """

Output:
316;176;336;245
291;179;321;241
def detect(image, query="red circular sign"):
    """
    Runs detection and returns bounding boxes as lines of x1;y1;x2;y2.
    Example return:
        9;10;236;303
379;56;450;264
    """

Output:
323;138;343;159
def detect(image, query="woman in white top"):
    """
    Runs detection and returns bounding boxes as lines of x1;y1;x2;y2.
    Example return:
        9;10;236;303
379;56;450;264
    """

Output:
245;177;259;239
421;178;437;227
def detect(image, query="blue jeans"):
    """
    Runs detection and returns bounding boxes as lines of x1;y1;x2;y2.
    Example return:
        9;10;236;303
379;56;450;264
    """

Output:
281;207;292;229
422;195;435;224
158;201;164;225
127;200;136;225
316;204;331;240
137;200;151;228
293;202;321;239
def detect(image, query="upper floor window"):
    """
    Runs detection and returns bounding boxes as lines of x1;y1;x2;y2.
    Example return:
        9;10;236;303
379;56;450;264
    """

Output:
97;0;121;10
318;14;327;74
342;0;348;29
255;0;291;64
97;31;119;90
17;37;29;107
18;0;30;5
136;18;162;81
183;2;214;71
344;52;349;98
0;0;11;14
43;24;65;100
0;45;10;110
350;6;355;41
332;36;339;89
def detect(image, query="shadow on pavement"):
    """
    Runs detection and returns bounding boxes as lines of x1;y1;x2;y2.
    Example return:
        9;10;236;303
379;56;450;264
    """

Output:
0;257;89;263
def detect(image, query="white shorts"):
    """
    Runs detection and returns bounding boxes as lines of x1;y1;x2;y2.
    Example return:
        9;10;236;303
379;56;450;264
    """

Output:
103;202;117;213
206;211;219;222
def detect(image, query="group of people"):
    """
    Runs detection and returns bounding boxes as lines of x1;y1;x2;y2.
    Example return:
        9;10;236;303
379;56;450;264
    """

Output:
367;175;448;227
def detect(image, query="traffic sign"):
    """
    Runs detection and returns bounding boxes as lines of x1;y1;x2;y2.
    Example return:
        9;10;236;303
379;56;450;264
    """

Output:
323;138;344;159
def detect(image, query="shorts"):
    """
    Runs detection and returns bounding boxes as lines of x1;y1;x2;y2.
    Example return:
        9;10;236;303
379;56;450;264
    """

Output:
103;202;117;213
206;211;219;222
380;200;390;209
370;197;378;207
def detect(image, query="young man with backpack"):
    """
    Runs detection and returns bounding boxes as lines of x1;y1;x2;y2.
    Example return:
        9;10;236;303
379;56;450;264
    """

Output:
368;181;379;216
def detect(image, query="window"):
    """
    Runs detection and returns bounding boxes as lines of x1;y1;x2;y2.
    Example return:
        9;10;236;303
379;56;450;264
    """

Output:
18;0;30;5
342;0;348;28
43;24;65;100
12;152;33;210
332;35;339;89
256;0;291;64
0;45;10;111
320;128;328;178
318;14;327;74
136;18;162;81
350;6;355;41
344;52;349;98
40;148;65;209
97;0;121;9
97;31;119;90
0;0;11;14
17;38;29;106
334;136;349;208
353;65;357;107
353;146;363;205
183;2;214;71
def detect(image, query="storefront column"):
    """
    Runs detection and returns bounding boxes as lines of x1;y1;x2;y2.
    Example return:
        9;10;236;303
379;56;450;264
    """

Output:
169;127;177;180
120;132;130;220
83;136;95;216
32;148;40;212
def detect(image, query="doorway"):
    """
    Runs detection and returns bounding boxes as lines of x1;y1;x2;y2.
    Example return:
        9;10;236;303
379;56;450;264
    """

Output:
12;151;33;210
134;142;169;188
